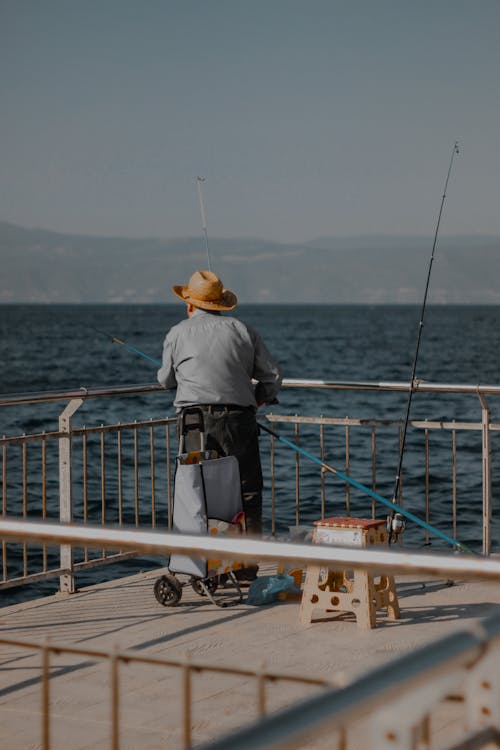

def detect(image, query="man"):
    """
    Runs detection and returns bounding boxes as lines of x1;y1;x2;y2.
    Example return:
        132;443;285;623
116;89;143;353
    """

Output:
157;269;282;578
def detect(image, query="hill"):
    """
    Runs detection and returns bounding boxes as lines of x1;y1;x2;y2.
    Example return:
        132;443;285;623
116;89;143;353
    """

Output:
1;221;499;303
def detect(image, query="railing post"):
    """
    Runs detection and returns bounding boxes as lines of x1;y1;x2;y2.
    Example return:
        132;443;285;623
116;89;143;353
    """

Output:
370;672;462;750
464;637;500;736
58;399;83;594
478;393;492;556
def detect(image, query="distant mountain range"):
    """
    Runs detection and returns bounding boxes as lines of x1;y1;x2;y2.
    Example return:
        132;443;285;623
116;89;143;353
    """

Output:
1;220;499;304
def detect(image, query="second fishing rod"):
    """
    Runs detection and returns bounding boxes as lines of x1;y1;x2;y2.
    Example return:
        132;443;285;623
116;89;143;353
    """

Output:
387;141;460;544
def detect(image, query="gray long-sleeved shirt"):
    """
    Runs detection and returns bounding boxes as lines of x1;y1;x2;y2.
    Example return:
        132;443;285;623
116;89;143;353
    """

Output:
157;309;282;409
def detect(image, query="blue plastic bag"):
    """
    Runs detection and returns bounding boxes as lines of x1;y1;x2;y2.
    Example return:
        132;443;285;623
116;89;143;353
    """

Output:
246;574;299;606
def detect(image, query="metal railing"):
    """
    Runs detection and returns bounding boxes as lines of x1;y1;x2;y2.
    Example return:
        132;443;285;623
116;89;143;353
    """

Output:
1;521;500;750
1;378;498;592
2;519;500;581
265;412;497;554
0;634;332;750
1;399;176;592
203;610;500;750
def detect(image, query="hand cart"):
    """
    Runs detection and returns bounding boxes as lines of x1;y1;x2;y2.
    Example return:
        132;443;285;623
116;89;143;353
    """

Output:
154;407;245;608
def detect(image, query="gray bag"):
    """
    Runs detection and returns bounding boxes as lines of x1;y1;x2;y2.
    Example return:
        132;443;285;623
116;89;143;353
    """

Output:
169;409;243;578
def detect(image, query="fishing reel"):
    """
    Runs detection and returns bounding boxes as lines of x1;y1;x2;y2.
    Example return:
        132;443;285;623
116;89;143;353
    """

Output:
386;511;406;545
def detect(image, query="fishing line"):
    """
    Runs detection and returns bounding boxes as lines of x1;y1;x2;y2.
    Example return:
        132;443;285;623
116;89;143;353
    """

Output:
197;176;213;271
388;141;460;544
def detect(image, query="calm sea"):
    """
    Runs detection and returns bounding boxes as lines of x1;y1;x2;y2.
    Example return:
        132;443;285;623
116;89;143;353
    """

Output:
1;304;500;603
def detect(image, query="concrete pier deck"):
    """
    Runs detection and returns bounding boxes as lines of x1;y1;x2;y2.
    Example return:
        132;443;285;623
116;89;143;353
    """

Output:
1;565;499;749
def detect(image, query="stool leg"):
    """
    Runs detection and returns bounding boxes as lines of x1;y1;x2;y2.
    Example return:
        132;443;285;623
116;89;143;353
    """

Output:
386;576;400;620
353;570;377;630
299;564;321;625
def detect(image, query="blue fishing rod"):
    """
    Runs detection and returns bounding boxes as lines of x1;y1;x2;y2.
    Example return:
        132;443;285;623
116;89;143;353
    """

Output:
91;326;473;554
89;325;162;367
257;421;473;554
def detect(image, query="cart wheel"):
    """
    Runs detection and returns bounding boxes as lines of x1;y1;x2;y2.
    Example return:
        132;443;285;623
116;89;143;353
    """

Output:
191;576;218;597
154;574;183;607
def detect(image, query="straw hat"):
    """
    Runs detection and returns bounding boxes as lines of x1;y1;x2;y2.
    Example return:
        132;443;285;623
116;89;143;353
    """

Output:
172;270;237;311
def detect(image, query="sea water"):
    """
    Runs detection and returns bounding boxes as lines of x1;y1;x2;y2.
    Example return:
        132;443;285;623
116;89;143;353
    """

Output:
1;304;500;602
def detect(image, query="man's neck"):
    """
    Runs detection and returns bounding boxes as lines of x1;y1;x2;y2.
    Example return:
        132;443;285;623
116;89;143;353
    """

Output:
190;308;221;318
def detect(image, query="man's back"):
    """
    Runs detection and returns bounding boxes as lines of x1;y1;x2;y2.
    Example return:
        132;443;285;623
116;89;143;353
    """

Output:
158;309;281;409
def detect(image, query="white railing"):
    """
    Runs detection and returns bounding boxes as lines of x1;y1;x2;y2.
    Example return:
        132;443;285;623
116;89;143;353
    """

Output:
0;632;332;750
202;610;500;750
1;378;498;592
1;520;499;750
1;407;176;591
1;519;500;581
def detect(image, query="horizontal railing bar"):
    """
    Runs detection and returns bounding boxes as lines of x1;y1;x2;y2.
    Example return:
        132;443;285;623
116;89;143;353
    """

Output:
0;431;61;446
0;567;69;589
266;415;490;431
0;417;177;446
0;635;332;689
282;378;500;394
72;417;176;436
0;552;140;590
2;378;500;407
2;416;499;447
0;383;164;406
1;519;499;581
73;550;139;571
200;612;500;750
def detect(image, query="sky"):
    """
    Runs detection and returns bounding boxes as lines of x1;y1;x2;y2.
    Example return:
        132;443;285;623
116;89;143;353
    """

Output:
1;1;499;243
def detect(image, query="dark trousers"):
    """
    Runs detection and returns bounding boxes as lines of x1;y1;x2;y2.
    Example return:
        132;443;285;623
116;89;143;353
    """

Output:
178;406;263;535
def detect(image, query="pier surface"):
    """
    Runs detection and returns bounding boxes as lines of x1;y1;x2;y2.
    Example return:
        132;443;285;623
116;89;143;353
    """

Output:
1;565;499;749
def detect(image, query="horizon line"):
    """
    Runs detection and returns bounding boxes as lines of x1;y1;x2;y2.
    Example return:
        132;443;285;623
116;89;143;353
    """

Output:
1;219;500;245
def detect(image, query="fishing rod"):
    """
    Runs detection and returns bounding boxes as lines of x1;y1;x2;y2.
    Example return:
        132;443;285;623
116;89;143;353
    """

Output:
197;176;213;272
388;141;460;544
89;325;161;367
90;325;473;553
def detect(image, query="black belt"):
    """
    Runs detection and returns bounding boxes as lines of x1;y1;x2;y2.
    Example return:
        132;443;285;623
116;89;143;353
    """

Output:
188;404;254;414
